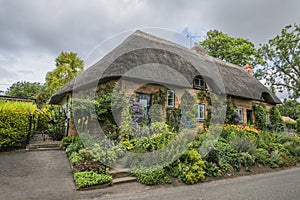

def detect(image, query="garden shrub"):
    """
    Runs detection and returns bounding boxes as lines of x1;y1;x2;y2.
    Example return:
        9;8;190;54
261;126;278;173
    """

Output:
0;100;39;149
230;136;256;155
66;139;84;157
69;152;85;166
132;165;171;185
166;107;181;132
74;171;112;188
297;118;300;135
91;143;126;166
133;124;175;153
168;149;206;184
269;107;284;132
47;105;66;141
254;105;268;130
214;140;241;171
280;152;297;167
268;150;285;168
61;135;82;150
75;161;109;174
238;152;255;170
205;161;221;177
254;148;270;165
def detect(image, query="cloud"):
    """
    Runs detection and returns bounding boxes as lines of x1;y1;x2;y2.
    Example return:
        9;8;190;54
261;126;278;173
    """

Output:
0;0;299;93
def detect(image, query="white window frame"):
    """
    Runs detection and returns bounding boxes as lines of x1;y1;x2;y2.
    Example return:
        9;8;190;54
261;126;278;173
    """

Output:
196;104;205;120
266;112;270;125
193;77;206;88
237;108;244;123
167;90;175;107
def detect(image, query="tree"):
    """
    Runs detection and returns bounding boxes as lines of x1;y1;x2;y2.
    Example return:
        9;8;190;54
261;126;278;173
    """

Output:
199;30;259;66
45;51;84;96
277;99;300;120
256;24;300;100
5;81;44;99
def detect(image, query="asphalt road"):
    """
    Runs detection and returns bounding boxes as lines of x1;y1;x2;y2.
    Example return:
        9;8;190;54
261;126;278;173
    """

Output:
100;167;300;200
1;150;299;200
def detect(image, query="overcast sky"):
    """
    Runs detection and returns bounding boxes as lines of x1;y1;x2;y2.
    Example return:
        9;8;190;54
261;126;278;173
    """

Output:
0;0;299;96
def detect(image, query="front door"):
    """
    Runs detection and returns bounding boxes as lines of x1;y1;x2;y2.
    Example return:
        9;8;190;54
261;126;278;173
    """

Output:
246;110;253;124
136;93;152;124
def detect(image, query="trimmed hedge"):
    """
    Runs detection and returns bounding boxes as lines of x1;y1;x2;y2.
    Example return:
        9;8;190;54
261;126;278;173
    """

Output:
0;100;38;149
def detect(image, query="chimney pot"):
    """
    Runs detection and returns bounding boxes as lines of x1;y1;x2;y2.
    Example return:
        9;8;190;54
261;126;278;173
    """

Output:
243;64;254;76
192;43;207;55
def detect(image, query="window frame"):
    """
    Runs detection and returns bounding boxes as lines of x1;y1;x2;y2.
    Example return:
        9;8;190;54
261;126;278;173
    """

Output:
266;112;270;125
193;77;206;89
237;108;244;123
196;104;205;121
167;90;175;108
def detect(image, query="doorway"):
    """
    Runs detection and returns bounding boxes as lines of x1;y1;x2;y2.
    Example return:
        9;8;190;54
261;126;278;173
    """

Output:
136;93;152;124
246;110;253;124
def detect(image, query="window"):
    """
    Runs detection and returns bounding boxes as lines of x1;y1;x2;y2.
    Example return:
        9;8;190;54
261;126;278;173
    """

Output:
196;104;205;120
193;77;206;89
167;90;175;107
266;112;270;125
237;108;244;123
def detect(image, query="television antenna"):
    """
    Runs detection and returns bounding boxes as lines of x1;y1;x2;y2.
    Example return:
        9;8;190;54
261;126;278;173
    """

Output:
186;34;204;48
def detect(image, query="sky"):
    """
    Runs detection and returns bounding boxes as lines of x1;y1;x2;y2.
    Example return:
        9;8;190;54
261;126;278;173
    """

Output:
0;0;299;99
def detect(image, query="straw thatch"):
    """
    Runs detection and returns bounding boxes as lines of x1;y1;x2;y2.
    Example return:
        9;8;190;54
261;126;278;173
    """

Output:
49;30;281;105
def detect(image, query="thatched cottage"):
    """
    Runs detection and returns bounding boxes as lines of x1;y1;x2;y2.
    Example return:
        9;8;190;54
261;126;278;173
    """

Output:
49;30;281;136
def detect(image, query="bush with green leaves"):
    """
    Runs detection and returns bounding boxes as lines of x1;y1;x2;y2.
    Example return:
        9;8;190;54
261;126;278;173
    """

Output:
214;140;241;171
238;152;255;171
65;138;84;157
269;107;284;132
132;165;171;185
74;171;112;188
61;135;82;150
268;150;285;168
254;105;268;130
0;100;39;149
297;118;300;135
168;149;206;184
91;143;126;166
69;152;85;166
280;152;297;167
205;161;221;177
255;148;270;165
230;136;256;155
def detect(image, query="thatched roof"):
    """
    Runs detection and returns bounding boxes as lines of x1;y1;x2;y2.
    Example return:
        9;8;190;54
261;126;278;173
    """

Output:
49;30;281;105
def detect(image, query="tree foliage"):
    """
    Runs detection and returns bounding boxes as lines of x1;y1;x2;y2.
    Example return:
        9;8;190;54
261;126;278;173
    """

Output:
45;51;84;96
5;81;44;99
199;30;259;66
277;99;300;120
256;24;300;99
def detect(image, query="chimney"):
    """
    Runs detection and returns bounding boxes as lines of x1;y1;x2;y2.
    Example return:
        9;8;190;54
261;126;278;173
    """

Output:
192;43;207;55
243;64;253;76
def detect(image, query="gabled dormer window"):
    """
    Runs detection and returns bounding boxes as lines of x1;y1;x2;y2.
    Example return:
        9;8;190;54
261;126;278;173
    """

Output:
193;76;206;89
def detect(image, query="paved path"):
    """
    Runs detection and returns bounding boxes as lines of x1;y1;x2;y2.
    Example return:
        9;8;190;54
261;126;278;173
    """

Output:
100;167;300;200
0;150;150;200
1;149;300;200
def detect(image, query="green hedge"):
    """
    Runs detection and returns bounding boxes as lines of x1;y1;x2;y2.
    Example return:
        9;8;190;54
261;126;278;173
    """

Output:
0;100;38;149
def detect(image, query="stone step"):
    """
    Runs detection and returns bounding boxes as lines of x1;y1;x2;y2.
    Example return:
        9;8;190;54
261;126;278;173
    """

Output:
26;143;61;150
109;168;131;178
26;147;62;151
112;176;137;185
